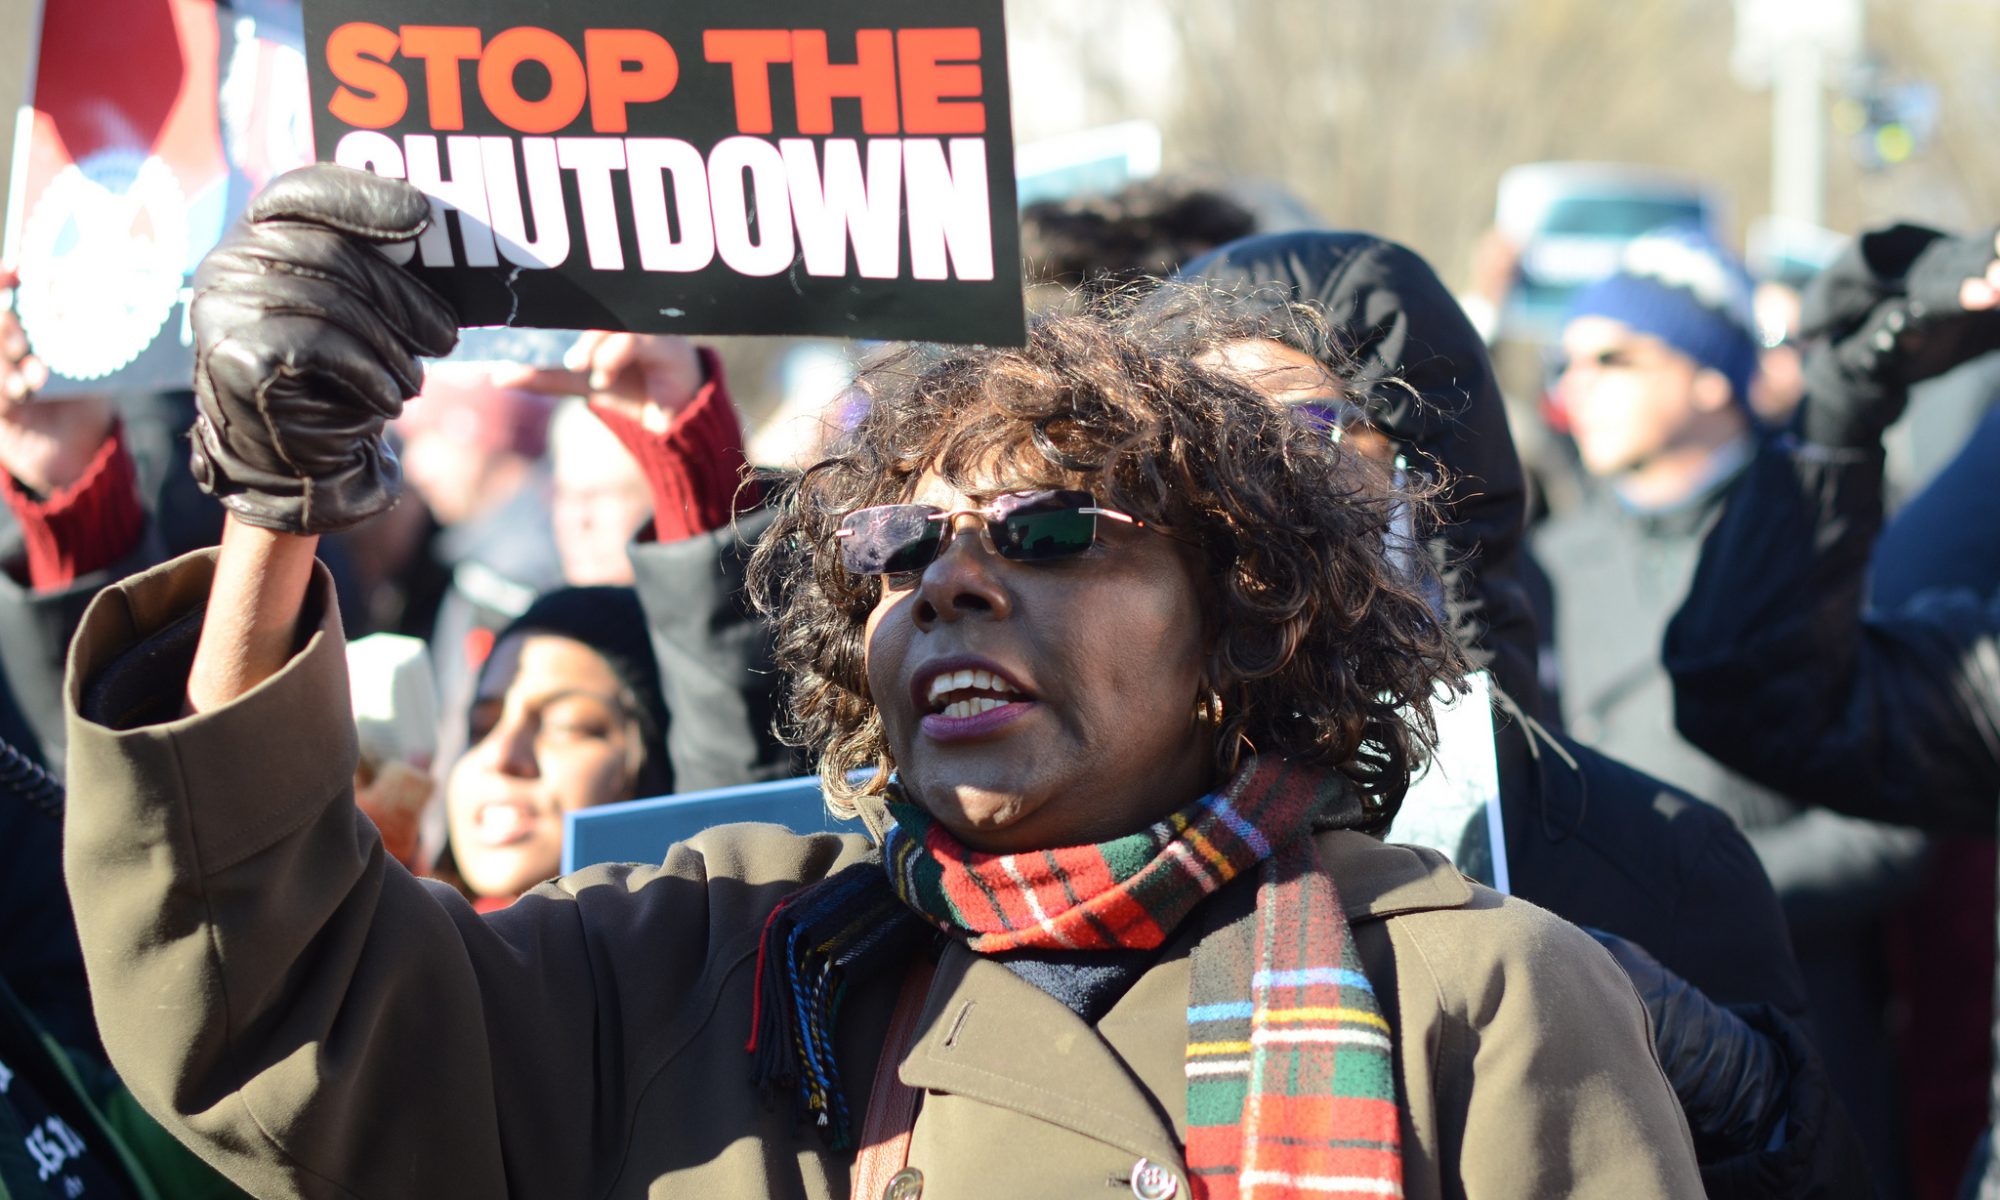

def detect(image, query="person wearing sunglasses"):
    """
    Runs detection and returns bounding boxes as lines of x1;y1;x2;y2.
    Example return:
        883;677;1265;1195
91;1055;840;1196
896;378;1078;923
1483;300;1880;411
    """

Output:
55;166;1697;1199
1171;229;1869;1199
758;297;1694;1198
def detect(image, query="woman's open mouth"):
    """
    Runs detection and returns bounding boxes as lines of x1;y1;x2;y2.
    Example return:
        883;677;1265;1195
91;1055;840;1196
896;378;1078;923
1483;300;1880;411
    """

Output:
468;800;542;848
915;664;1036;741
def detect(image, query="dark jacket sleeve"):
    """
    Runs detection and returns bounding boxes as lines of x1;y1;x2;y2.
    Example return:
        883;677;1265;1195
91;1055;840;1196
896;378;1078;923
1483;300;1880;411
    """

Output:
0;766;97;1060
0;521;172;1059
628;505;799;793
0;519;169;773
1696;1004;1875;1200
1665;441;2000;834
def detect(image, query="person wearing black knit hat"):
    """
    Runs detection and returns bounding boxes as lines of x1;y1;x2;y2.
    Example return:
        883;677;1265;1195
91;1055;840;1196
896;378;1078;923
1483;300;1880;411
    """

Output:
443;586;672;906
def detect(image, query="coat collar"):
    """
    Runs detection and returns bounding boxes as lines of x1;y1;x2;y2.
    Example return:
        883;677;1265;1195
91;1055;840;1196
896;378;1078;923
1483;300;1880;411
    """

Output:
1315;829;1476;922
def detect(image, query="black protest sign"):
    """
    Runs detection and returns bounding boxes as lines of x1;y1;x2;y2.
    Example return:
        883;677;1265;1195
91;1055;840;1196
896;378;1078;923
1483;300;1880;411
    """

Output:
301;1;1024;345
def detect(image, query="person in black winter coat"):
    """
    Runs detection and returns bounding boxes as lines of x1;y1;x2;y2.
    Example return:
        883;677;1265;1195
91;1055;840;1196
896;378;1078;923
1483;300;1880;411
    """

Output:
1532;236;1927;1195
1667;221;2000;1199
1174;229;1868;1198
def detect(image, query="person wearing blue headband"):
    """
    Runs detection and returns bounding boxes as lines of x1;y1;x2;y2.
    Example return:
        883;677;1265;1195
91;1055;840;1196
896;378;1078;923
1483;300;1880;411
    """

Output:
1537;227;1930;1197
1552;227;1762;510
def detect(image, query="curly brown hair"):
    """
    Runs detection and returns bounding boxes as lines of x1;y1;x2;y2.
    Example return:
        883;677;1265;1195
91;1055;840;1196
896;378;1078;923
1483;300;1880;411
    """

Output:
747;284;1466;834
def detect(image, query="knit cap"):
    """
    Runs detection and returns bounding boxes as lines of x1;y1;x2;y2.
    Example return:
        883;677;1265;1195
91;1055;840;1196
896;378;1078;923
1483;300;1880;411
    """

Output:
1567;228;1761;406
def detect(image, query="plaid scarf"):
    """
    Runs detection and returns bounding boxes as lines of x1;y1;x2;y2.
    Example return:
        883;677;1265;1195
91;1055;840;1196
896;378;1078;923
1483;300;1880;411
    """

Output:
746;758;1403;1199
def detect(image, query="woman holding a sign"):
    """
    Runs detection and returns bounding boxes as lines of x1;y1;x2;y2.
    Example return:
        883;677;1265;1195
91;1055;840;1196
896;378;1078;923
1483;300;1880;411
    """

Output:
57;165;1699;1199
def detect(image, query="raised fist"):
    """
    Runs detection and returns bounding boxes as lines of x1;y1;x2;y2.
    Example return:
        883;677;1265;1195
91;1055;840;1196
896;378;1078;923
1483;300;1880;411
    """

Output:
1800;223;2000;449
190;164;459;533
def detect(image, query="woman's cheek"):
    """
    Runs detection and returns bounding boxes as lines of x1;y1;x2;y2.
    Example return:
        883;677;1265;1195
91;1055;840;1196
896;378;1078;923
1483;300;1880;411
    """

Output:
443;758;480;842
540;737;644;813
593;748;639;806
863;603;915;746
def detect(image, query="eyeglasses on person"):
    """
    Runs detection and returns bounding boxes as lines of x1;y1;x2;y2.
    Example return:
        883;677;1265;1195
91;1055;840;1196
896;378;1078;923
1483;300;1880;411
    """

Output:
832;489;1178;576
1543;344;1642;390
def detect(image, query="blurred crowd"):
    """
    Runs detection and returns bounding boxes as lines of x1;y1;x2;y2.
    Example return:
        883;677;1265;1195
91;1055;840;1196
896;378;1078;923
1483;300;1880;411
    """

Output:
4;161;2000;1199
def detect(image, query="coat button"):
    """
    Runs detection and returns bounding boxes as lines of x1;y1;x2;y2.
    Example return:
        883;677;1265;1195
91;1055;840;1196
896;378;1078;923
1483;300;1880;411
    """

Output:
882;1166;923;1200
1129;1158;1179;1200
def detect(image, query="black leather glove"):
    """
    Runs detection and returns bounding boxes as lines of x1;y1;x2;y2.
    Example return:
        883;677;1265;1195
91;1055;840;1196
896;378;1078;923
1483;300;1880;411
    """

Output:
1586;928;1789;1162
189;164;459;533
1799;222;2000;450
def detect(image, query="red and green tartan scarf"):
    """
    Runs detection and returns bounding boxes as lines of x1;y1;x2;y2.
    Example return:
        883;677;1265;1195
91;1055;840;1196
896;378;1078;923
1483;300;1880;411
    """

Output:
747;758;1403;1200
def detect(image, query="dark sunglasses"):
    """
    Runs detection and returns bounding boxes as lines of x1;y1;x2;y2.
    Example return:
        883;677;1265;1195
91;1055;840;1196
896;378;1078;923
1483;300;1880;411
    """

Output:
1288;397;1367;436
833;489;1167;576
1543;345;1639;390
1551;346;1639;372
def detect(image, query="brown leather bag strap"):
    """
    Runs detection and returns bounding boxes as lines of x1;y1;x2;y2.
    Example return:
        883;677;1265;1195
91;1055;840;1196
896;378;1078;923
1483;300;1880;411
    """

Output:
850;959;936;1200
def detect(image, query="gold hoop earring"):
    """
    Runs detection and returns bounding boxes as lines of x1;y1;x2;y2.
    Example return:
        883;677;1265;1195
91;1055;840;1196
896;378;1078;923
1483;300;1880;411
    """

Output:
1194;688;1225;726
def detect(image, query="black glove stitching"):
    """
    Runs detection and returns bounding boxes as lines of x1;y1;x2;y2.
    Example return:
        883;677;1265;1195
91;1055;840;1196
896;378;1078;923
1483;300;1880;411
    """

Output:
227;253;454;361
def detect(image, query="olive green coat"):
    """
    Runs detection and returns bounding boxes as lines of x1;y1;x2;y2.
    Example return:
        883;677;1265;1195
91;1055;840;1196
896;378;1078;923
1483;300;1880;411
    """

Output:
62;552;1701;1199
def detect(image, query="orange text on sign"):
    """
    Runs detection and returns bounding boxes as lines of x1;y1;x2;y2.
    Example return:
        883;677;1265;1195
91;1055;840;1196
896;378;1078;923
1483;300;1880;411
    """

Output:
326;24;984;136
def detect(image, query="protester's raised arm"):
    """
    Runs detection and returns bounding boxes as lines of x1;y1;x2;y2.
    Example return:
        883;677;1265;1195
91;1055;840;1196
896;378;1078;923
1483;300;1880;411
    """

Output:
499;334;791;788
183;519;319;712
184;165;457;533
1667;222;2000;831
496;331;755;543
175;163;455;709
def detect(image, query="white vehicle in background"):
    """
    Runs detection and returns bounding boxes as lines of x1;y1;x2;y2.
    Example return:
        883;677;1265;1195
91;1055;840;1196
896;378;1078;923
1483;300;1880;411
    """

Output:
1496;162;1730;343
